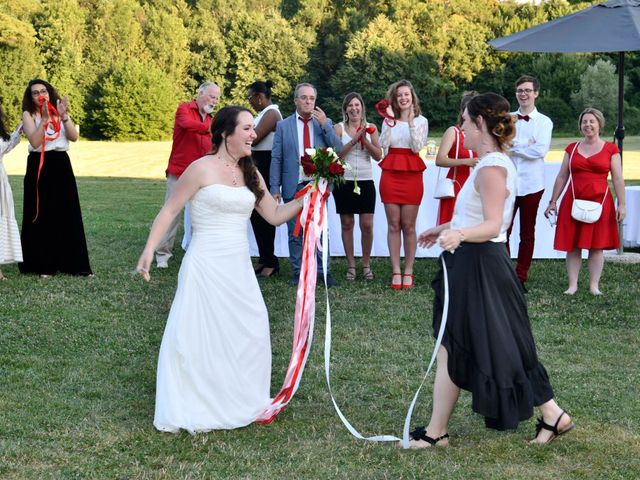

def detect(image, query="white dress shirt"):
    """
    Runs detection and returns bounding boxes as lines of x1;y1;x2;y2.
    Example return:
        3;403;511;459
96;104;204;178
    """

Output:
509;108;553;196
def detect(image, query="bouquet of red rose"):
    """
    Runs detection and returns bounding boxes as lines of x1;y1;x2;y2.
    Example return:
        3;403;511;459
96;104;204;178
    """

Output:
300;147;349;187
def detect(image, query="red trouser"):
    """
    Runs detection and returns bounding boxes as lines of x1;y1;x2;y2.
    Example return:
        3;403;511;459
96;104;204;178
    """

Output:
507;189;544;282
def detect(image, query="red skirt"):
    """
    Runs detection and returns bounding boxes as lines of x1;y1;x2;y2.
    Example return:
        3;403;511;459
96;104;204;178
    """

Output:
379;148;426;205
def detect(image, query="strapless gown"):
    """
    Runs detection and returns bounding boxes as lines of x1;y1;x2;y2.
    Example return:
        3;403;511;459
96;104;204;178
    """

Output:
154;184;271;433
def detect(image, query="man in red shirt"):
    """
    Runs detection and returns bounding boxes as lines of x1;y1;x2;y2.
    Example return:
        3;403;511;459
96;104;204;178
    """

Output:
155;82;221;268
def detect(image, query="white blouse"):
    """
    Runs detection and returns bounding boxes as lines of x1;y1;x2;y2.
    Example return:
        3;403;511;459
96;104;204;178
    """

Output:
379;115;429;154
252;104;282;152
451;152;517;243
27;117;70;153
338;123;374;181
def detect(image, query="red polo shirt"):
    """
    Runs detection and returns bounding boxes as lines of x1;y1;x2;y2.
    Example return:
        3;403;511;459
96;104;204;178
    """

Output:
165;100;213;178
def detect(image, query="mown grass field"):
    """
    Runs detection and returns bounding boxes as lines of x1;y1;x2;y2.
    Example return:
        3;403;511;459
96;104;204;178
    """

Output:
0;141;639;478
4;136;640;180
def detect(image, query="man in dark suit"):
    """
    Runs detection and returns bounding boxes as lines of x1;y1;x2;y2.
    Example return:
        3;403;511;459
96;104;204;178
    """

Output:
270;83;343;286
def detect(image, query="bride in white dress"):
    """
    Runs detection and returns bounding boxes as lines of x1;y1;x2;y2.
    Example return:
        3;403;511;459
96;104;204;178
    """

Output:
136;106;304;433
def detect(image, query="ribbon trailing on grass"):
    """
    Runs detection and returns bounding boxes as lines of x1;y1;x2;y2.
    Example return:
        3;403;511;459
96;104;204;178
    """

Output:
256;177;452;450
33;97;61;222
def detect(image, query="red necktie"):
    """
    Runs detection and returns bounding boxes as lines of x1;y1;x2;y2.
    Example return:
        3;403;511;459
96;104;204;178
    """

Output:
300;116;311;150
517;114;530;122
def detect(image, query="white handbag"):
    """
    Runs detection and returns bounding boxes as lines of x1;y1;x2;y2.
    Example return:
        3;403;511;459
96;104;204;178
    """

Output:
568;142;607;224
433;128;469;199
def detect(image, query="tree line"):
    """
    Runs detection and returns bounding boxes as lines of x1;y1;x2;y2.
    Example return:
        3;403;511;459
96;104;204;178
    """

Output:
2;0;637;140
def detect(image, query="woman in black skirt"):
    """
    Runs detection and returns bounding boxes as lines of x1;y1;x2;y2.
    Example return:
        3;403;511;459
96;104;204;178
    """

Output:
247;80;283;278
332;93;381;281
410;93;573;448
19;79;92;277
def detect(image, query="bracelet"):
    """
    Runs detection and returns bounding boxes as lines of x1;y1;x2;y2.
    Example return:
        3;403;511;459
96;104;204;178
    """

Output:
62;116;70;122
548;200;556;205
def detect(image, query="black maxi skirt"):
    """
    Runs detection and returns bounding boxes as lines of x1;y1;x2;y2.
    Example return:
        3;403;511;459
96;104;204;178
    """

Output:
431;242;554;430
19;150;92;276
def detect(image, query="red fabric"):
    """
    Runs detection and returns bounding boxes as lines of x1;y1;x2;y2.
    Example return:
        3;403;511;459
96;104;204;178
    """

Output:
507;189;544;282
379;148;426;172
437;126;474;225
165;101;213;178
554;142;620;252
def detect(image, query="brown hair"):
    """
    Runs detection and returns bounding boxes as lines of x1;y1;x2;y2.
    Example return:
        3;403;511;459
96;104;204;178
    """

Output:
387;79;421;118
0;101;8;141
458;91;477;125
22;79;61;115
341;92;367;126
209;106;264;204
578;107;605;134
466;93;515;152
515;74;540;92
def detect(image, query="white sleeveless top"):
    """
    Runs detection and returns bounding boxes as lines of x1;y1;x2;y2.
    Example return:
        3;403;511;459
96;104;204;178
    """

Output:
450;152;517;243
27;116;70;152
252;104;282;152
338;122;374;181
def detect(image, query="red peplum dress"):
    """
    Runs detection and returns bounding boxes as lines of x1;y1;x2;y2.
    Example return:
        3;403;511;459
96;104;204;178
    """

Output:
378;116;429;205
554;141;620;251
437;125;475;225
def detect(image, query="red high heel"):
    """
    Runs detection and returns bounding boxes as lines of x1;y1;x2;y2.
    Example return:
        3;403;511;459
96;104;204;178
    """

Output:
391;272;402;290
402;274;415;289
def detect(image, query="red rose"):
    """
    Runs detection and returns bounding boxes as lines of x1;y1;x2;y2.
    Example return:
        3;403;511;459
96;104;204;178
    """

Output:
301;155;317;175
328;162;344;176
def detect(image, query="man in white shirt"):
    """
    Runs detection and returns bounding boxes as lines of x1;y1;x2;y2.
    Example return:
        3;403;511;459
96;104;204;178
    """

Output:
508;75;553;292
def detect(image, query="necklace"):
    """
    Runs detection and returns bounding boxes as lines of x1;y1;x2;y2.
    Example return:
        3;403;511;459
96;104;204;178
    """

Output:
220;155;240;186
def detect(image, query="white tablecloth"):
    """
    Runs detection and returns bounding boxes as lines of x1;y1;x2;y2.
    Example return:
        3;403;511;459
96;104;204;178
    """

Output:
244;161;566;259
623;186;640;247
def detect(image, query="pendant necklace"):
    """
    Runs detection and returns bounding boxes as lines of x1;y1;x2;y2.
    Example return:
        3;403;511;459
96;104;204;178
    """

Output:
223;156;239;186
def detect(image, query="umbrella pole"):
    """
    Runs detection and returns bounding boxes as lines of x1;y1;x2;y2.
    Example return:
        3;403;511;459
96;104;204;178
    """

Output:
615;52;625;254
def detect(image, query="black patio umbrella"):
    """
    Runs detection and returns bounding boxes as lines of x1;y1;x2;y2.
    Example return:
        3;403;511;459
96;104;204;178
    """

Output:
489;0;640;156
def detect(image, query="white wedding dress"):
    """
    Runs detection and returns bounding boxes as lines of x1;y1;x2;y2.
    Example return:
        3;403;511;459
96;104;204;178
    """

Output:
154;184;272;433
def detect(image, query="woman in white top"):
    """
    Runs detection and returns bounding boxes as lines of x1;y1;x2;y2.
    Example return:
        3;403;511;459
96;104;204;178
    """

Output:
20;79;92;277
0;103;23;280
411;93;573;448
333;92;381;281
378;80;429;289
248;80;283;278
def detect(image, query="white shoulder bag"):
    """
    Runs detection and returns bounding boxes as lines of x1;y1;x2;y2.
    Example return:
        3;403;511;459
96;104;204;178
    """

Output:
433;129;463;199
568;142;607;224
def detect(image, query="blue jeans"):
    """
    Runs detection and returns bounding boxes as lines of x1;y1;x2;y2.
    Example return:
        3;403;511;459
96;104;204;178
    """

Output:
285;183;331;276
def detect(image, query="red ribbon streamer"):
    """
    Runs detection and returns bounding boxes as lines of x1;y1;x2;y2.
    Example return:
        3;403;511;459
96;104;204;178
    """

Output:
32;98;61;222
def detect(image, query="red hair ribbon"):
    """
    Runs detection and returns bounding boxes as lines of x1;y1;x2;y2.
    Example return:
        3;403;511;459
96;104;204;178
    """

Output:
32;97;61;222
375;99;396;127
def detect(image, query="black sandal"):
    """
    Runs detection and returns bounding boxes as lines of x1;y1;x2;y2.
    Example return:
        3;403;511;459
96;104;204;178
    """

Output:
408;426;449;448
531;411;575;444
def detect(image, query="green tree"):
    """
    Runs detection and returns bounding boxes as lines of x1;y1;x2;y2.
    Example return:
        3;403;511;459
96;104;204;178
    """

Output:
571;58;619;126
93;59;177;140
32;0;87;126
0;12;42;126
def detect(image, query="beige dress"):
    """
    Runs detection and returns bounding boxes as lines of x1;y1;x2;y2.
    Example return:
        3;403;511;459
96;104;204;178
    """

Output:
0;127;23;264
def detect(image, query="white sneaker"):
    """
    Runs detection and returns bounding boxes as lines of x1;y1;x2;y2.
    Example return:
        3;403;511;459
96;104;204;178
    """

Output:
157;260;169;269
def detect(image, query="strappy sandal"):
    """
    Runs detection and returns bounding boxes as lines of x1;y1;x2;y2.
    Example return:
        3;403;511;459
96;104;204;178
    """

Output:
346;266;356;281
391;272;402;290
530;411;575;444
406;426;449;449
362;266;374;281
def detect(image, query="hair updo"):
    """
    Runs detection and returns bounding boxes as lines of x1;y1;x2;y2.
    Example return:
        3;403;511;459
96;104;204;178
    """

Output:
247;80;273;99
466;93;515;152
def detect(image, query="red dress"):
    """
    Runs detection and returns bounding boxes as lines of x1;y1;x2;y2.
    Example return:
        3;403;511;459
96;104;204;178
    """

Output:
379;148;426;205
437;126;474;225
554;142;619;252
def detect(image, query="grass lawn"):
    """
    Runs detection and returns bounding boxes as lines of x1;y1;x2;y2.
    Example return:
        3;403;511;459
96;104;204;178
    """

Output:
3;137;640;180
0;174;639;479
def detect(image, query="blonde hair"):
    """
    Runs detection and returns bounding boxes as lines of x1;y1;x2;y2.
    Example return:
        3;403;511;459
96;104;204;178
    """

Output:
579;107;605;134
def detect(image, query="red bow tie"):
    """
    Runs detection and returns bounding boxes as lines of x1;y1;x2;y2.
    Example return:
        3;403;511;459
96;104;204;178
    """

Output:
517;114;530;122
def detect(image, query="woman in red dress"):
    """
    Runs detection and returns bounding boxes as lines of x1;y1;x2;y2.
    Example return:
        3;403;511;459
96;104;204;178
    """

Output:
378;80;429;289
435;93;478;225
544;108;626;295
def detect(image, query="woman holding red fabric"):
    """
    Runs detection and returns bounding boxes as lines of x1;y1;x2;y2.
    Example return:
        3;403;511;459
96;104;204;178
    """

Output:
544;108;625;295
435;92;478;225
378;80;429;289
19;79;92;277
